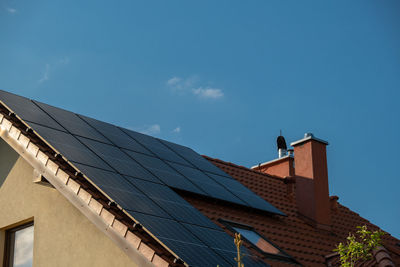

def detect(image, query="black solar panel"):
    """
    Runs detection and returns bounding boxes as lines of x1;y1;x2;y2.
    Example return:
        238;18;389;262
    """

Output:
169;162;246;205
242;257;269;267
73;162;133;188
207;173;285;215
25;99;284;214
183;224;268;266
120;128;192;166
128;212;231;267
71;164;171;218
218;250;268;267
77;137;162;183
182;223;236;252
78;115;153;155
160;239;230;267
0;90;64;131
160;139;231;177
107;187;172;218
168;162;213;183
123;150;205;194
128;212;203;245
29;123;113;171
127;179;219;229
33;100;111;144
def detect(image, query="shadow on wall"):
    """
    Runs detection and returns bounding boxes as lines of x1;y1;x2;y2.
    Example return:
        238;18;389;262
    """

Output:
0;138;19;188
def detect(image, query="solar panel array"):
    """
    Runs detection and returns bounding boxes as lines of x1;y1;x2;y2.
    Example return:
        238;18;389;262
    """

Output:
0;90;281;266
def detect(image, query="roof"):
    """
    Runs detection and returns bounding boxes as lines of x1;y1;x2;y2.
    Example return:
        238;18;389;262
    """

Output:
0;89;399;267
0;90;278;267
188;156;400;266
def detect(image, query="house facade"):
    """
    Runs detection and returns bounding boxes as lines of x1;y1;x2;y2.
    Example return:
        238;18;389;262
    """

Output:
0;140;141;267
0;90;398;266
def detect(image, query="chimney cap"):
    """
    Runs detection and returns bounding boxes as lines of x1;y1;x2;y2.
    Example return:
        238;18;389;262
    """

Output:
277;135;287;150
290;132;329;147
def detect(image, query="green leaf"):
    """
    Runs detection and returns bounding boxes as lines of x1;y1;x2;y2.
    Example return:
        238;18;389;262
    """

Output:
334;225;384;266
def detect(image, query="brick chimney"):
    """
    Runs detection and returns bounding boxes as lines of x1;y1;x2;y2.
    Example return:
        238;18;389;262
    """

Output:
252;156;294;177
251;134;294;177
291;133;331;230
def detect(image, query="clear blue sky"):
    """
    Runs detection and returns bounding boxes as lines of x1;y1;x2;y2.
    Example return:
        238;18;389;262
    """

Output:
1;1;399;239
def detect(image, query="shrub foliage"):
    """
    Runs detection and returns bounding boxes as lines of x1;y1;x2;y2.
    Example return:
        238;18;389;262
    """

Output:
334;225;384;267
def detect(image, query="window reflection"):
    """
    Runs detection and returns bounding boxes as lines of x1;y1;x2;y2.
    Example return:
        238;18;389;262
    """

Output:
233;226;280;255
6;223;34;267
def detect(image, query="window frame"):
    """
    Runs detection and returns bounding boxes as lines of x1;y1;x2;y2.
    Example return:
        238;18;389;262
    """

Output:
3;222;34;267
219;219;299;265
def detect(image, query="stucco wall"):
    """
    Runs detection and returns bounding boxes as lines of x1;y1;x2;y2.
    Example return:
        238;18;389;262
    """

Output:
0;150;138;266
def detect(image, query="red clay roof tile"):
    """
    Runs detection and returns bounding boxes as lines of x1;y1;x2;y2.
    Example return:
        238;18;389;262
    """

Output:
180;156;400;266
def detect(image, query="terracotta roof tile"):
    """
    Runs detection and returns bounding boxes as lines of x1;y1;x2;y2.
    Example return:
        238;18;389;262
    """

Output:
180;156;400;266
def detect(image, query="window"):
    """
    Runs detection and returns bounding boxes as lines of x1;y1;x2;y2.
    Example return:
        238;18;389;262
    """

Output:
232;226;281;255
219;219;298;264
3;222;34;267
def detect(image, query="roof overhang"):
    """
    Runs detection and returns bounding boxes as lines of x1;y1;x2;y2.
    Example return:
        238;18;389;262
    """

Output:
0;104;179;267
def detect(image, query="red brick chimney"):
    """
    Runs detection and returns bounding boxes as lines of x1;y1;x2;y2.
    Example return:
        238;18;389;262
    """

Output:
291;133;331;230
251;134;294;177
252;156;294;177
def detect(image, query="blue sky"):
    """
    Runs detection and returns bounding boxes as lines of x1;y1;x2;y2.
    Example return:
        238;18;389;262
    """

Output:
1;1;399;239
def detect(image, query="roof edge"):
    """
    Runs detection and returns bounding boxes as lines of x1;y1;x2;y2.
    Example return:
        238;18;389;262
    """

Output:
0;112;174;267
